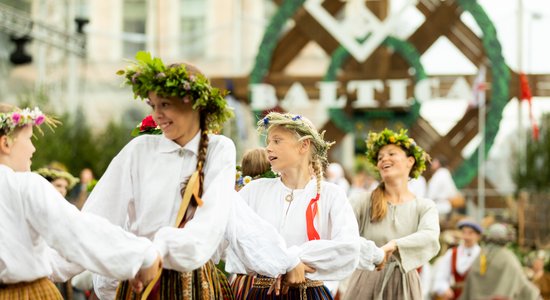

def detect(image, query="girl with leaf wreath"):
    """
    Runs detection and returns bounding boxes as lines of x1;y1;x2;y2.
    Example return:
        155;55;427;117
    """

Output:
342;128;440;300
227;112;389;300
133;119;303;299
35;162;79;198
82;51;240;300
0;104;161;299
130;115;305;300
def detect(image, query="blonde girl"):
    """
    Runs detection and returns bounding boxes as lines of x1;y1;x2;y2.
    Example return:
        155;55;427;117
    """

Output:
0;104;160;300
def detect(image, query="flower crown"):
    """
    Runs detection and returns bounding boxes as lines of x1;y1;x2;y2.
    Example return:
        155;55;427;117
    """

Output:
258;112;335;168
0;107;54;136
117;51;234;132
235;165;278;188
35;167;80;189
365;128;429;179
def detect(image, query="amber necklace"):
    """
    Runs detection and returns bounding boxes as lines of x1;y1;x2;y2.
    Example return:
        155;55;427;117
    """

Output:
285;190;294;202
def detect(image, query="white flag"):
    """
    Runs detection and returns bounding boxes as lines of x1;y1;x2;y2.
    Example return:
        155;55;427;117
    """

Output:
470;65;487;107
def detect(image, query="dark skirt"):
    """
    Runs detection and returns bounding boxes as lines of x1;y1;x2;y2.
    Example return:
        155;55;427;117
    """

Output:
245;276;333;300
115;260;234;300
0;277;63;300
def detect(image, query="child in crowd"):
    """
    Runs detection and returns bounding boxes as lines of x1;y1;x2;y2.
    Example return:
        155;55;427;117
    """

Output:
0;104;161;299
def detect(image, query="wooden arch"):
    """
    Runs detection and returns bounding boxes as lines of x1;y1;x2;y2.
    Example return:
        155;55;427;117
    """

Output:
211;0;527;190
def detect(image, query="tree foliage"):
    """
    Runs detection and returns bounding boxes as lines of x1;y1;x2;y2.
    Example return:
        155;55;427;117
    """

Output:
17;90;137;178
514;113;550;192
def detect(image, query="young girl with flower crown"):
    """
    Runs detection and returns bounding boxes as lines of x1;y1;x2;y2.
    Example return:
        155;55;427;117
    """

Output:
132;113;305;299
82;51;241;299
342;128;440;300
226;112;388;299
0;104;161;300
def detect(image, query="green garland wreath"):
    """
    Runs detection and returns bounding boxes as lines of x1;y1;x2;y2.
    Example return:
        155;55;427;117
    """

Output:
250;0;510;188
324;36;427;133
452;0;510;188
249;1;305;85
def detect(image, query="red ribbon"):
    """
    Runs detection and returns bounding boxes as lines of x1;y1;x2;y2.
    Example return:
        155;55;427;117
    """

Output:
519;73;540;141
306;193;320;241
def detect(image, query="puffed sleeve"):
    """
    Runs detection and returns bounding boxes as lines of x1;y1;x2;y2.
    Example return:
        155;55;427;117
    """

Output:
21;173;157;280
47;248;83;282
152;137;235;271
82;142;134;227
223;191;299;277
286;186;360;281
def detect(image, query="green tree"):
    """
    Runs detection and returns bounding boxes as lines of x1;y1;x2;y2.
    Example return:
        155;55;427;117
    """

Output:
17;89;141;178
514;113;550;192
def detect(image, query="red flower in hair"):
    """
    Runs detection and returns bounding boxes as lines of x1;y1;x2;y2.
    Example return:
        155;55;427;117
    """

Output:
140;115;157;131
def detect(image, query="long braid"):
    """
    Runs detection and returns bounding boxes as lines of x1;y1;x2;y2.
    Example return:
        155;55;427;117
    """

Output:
178;114;209;199
311;158;322;196
196;114;209;197
370;182;387;223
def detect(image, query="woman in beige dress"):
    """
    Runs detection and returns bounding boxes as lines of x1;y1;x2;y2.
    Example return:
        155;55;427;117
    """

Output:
343;128;440;300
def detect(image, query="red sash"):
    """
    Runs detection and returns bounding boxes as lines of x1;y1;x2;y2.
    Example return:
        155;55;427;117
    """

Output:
450;247;468;299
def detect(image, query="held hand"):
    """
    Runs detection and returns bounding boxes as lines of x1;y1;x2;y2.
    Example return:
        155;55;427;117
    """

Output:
377;240;397;271
129;278;144;293
375;253;387;271
267;275;282;296
284;262;316;285
381;240;397;253
132;254;163;293
304;264;316;274
440;288;455;300
381;240;397;259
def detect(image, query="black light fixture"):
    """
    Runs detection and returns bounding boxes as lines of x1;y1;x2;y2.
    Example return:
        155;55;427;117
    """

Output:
9;35;32;65
74;17;89;34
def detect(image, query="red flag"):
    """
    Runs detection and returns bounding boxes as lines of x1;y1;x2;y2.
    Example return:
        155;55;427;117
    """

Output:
519;73;540;141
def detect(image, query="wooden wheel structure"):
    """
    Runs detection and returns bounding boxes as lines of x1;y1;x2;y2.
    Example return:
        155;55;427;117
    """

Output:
211;0;548;198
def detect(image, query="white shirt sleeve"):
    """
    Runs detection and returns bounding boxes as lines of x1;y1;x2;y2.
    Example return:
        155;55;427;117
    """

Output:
93;275;119;300
82;144;134;227
223;192;300;277
47;247;84;282
431;249;453;296
21;173;156;280
286;187;360;281
357;238;385;271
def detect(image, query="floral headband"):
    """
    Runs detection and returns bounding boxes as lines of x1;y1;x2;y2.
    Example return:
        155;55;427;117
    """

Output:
365;128;429;179
235;165;278;188
258;112;335;168
34;167;80;189
0;107;53;136
117;51;234;132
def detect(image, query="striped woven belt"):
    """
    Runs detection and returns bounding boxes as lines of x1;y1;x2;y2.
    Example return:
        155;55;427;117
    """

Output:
252;277;324;299
252;277;324;289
